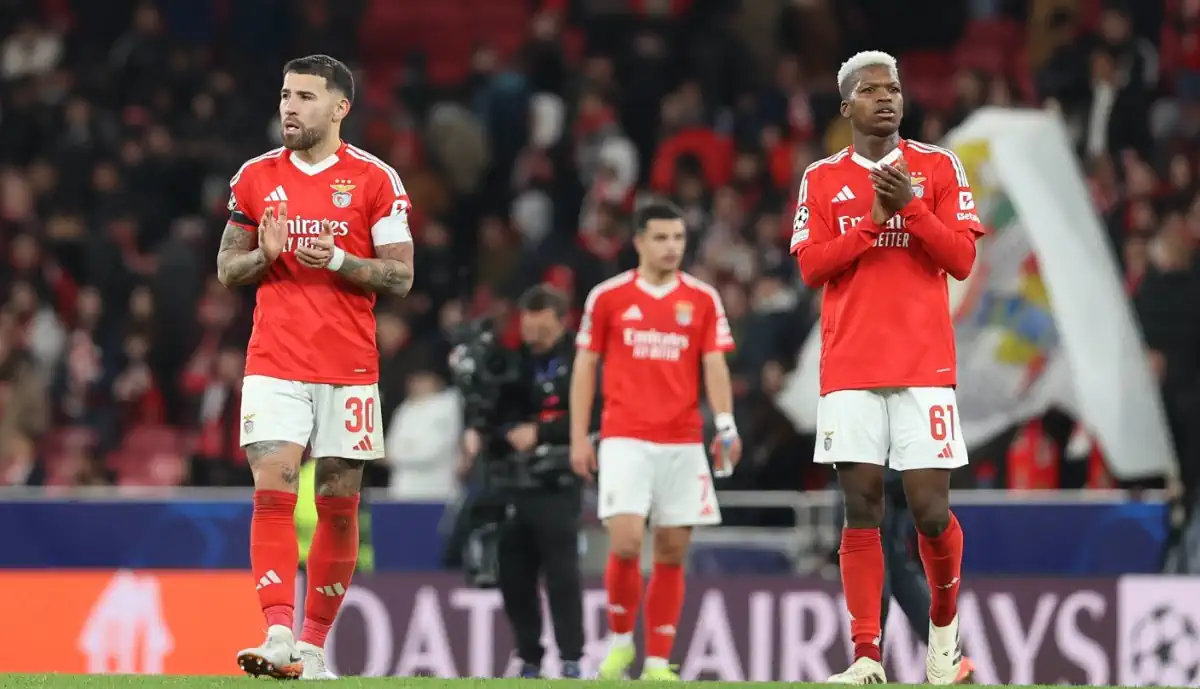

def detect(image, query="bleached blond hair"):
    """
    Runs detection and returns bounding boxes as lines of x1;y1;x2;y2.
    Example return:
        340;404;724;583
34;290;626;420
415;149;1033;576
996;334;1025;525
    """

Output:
836;51;899;99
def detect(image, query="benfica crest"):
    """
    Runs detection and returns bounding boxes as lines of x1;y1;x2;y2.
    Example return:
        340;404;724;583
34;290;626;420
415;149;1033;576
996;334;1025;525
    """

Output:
330;179;356;208
675;300;693;326
910;173;926;198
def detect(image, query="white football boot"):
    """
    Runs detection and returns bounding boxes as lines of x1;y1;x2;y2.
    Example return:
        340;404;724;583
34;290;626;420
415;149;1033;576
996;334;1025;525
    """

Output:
237;624;304;679
298;640;338;680
926;614;965;685
827;657;887;684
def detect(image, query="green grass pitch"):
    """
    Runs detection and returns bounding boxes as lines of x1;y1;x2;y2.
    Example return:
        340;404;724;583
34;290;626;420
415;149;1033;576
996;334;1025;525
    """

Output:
0;676;1124;688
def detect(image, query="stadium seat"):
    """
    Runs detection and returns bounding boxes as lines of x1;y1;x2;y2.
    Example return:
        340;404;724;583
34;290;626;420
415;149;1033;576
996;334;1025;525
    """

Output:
907;76;957;112
954;43;1007;75
900;51;956;82
41;425;97;458
106;425;181;472
962;18;1024;52
116;451;186;487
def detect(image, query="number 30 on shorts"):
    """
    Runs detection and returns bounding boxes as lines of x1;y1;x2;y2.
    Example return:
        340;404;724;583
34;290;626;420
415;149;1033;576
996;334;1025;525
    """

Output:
345;396;376;434
928;404;957;441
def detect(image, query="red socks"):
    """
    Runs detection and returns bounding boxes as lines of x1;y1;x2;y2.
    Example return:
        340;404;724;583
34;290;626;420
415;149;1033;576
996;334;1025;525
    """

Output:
301;495;361;648
918;511;963;627
251;490;299;630
840;527;884;663
604;555;685;662
644;563;685;660
604;553;642;635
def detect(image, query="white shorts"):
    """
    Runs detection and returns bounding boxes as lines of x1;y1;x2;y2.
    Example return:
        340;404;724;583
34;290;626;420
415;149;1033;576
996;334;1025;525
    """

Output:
240;375;385;460
814;387;968;471
597;437;721;527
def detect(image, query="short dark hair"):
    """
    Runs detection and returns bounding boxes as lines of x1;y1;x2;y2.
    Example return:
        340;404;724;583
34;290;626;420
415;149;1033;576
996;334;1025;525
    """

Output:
518;285;568;317
283;54;355;104
633;201;684;234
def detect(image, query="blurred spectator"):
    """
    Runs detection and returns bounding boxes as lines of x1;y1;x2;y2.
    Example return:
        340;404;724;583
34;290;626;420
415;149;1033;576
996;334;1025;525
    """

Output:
384;371;463;500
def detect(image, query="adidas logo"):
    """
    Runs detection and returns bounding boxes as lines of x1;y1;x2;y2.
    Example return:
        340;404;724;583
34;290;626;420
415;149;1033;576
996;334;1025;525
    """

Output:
264;186;289;202
621;305;643;321
832;185;856;203
353;435;374;452
315;582;346;596
256;569;282;590
937;443;955;459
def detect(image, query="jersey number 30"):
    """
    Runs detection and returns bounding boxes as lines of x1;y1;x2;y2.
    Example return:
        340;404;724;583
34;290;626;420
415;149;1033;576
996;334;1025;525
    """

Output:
345;396;376;434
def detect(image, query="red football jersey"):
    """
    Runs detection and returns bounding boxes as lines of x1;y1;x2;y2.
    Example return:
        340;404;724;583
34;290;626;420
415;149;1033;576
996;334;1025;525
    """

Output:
577;270;734;444
789;140;983;395
228;142;412;385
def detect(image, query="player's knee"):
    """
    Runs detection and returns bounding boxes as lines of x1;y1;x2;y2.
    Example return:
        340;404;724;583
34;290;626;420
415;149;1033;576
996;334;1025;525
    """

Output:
902;472;951;536
313;457;365;497
606;516;644;559
843;493;884;529
651;528;690;566
839;467;885;528
910;499;950;537
246;441;303;491
609;539;641;560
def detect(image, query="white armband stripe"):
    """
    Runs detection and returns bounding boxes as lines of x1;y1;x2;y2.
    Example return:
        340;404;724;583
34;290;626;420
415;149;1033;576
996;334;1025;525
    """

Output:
372;214;412;246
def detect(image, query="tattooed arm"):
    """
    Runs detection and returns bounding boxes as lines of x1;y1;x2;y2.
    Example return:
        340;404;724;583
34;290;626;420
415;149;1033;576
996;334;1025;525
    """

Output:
333;242;414;297
215;223;270;287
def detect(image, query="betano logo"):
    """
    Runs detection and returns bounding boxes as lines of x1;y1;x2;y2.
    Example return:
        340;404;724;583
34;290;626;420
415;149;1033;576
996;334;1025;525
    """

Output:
0;570;269;675
78;571;173;673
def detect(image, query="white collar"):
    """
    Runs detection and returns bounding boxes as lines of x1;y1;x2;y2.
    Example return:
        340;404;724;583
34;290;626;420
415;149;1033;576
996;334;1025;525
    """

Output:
289;151;339;175
850;144;904;170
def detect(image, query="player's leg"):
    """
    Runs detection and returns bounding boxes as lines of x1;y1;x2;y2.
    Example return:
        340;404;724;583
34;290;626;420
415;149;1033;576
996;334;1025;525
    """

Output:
882;489;931;642
815;389;890;684
878;493;895;643
595;437;654;680
237;375;313;679
640;442;721;680
299;383;385;679
888;387;969;685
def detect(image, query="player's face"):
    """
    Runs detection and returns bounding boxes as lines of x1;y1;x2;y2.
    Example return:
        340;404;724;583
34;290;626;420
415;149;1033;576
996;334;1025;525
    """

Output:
635;219;686;273
841;65;903;137
279;72;348;151
520;308;563;351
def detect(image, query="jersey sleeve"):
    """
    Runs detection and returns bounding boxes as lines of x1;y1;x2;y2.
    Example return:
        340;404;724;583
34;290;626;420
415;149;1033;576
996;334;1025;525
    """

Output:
702;289;735;354
367;163;413;246
933;150;984;237
227;165;259;231
788;168;834;254
790;163;880;287
575;286;611;353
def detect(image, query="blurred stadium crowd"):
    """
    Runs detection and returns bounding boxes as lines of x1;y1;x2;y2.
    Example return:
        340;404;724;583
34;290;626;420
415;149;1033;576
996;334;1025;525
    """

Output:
0;0;1196;500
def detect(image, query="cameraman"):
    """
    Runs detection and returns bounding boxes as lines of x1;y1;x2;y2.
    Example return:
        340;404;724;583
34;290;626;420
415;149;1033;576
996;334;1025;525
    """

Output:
493;285;585;679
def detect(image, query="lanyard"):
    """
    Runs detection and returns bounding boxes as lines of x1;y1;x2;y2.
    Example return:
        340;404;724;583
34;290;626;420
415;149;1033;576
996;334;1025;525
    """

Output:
534;357;559;384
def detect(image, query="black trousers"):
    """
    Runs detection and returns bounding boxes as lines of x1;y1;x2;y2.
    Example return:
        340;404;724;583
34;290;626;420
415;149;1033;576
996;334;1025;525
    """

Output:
497;489;585;665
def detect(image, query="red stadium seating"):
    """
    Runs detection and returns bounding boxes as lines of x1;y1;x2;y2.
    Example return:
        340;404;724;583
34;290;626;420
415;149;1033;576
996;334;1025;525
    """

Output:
359;0;534;87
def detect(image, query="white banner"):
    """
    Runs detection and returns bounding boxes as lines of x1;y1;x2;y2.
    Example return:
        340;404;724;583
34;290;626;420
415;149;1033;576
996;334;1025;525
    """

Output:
777;108;1174;480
